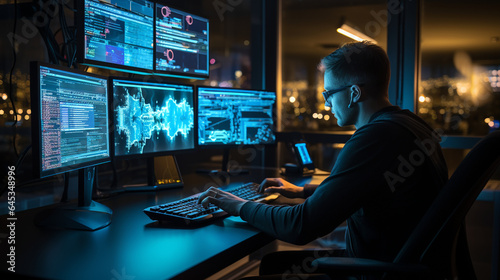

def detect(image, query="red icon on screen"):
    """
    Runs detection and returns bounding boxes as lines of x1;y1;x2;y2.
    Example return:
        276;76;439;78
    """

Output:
185;15;193;25
161;6;171;18
164;49;174;61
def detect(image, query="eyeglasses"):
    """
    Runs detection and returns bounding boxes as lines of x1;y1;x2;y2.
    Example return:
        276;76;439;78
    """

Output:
322;84;364;106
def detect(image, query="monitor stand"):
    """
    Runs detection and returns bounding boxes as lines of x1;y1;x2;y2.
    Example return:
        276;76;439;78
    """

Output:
197;148;250;175
122;155;184;191
34;167;113;231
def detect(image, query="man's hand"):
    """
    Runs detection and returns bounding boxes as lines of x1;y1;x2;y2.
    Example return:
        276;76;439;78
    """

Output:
197;187;248;216
258;178;304;198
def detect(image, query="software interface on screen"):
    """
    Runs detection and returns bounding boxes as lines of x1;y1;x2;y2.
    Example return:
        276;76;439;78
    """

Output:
155;3;209;77
198;87;276;146
112;79;195;156
38;66;110;176
83;0;154;71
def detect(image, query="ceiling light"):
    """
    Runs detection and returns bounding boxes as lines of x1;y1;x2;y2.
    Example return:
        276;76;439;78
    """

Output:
337;23;377;44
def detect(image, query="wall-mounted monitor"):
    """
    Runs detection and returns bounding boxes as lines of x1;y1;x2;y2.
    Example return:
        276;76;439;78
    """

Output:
110;78;195;158
31;62;111;178
77;0;155;74
197;87;276;147
154;3;209;79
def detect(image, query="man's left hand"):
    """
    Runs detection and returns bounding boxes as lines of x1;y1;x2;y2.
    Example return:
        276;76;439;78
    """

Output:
197;186;248;216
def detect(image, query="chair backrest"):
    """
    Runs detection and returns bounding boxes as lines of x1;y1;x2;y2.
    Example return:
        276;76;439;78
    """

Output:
394;130;500;273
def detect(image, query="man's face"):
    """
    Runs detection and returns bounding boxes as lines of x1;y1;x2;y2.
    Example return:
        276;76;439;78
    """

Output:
323;71;355;127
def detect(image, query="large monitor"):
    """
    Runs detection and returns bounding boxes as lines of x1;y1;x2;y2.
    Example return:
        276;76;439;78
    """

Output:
197;87;276;147
154;3;209;78
30;62;112;230
110;78;195;189
31;63;110;178
77;0;155;74
110;78;195;158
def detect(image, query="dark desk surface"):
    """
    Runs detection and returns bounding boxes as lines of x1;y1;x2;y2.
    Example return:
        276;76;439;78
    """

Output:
0;167;314;280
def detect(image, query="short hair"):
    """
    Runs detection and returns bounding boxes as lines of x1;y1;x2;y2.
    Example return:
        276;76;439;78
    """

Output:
321;41;390;97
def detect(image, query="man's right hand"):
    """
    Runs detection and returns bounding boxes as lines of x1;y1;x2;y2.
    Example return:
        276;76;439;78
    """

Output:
258;178;304;198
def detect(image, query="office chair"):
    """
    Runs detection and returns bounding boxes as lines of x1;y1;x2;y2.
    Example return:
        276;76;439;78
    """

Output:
250;130;500;280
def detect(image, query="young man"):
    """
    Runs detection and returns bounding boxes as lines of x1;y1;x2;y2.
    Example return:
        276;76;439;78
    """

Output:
198;41;448;264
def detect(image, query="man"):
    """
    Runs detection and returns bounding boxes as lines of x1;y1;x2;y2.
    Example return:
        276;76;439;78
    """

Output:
198;41;448;266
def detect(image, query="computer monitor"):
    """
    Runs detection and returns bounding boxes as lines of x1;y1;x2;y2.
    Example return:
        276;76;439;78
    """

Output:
154;3;209;79
110;77;195;188
197;86;276;173
197;87;276;146
30;62;112;230
77;0;155;74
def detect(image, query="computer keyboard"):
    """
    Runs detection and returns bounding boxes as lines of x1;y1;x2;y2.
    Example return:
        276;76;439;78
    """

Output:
143;182;269;224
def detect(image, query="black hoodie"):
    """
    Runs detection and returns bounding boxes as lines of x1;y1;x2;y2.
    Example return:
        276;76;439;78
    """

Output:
240;106;448;262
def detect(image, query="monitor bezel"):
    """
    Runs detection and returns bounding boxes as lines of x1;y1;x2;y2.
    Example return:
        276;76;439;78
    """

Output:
195;86;277;149
30;61;111;179
75;0;155;75
153;3;210;79
108;76;197;160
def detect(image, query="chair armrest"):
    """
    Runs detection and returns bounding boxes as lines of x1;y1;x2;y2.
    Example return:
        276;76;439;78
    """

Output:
312;257;431;275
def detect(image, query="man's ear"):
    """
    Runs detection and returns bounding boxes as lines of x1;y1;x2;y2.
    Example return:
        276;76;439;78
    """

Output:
350;85;362;103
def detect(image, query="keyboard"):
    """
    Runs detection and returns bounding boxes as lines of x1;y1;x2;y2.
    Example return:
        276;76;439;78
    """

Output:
143;182;269;224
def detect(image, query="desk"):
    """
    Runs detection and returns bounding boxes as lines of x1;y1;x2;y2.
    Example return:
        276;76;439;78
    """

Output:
0;167;307;280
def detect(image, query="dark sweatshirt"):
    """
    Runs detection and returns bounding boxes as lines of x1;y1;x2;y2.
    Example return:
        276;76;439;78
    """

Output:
240;106;448;261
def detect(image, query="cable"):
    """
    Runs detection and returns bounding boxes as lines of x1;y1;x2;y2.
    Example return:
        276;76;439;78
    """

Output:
60;173;68;203
58;2;72;67
14;144;31;172
68;28;78;67
9;0;19;158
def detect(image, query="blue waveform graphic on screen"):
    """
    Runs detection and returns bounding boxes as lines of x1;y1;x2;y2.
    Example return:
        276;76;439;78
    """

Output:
113;81;194;156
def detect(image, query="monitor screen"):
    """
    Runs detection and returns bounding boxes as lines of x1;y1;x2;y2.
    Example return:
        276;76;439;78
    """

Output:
111;78;195;157
197;87;276;146
31;63;110;178
154;3;209;78
78;0;154;74
294;143;313;165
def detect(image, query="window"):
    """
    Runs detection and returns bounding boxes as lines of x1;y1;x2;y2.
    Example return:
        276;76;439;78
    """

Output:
418;0;500;136
280;0;388;132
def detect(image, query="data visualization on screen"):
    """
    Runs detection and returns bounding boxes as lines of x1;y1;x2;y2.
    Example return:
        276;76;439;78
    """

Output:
155;4;209;78
33;64;110;178
80;0;154;73
198;87;276;146
112;79;195;157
